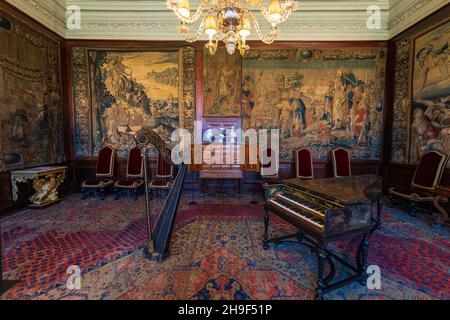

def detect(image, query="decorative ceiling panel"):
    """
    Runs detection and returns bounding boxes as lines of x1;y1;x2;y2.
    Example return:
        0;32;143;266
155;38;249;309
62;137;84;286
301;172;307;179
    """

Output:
4;0;448;41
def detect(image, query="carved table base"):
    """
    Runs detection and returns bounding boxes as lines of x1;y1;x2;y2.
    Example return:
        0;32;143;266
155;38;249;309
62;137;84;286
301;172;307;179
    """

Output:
11;166;67;209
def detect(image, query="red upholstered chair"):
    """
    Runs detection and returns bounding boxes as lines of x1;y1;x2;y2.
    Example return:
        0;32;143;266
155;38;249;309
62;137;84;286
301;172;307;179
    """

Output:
389;150;448;215
295;148;314;180
114;147;144;200
149;150;174;195
82;145;116;199
260;148;283;200
332;148;351;178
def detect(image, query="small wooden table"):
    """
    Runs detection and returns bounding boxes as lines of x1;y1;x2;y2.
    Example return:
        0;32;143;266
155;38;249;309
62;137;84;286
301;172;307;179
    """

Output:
10;166;67;208
199;170;243;197
433;186;450;227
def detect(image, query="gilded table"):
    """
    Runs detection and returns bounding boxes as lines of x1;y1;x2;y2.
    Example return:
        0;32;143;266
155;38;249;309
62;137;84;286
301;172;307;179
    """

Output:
10;166;67;208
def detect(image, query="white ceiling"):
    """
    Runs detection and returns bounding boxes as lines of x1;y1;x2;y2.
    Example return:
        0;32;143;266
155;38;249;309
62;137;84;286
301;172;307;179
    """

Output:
5;0;449;41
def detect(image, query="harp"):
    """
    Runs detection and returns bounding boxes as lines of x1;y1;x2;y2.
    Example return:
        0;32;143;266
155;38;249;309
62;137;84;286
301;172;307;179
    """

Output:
135;127;187;262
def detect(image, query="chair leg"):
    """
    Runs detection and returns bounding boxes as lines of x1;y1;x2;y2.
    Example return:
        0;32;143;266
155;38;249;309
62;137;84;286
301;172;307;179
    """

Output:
98;188;106;200
147;188;153;201
426;202;434;215
81;188;89;199
388;195;397;208
409;202;418;217
114;188;121;200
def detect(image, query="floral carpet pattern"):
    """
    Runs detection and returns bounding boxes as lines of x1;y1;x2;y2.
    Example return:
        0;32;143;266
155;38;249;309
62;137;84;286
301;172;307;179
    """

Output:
0;193;449;300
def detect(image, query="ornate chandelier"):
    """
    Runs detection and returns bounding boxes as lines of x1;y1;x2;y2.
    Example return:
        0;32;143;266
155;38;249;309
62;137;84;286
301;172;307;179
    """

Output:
166;0;298;56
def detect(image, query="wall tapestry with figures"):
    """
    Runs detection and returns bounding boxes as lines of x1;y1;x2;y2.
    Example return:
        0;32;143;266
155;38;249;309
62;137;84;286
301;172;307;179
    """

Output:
242;48;386;160
391;14;450;166
0;10;64;172
203;48;242;117
410;21;450;164
72;47;195;157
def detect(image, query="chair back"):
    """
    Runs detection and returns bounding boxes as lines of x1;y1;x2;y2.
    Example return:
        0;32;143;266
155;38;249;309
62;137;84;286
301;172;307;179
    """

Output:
332;148;351;178
295;148;314;179
127;147;144;178
96;145;116;178
156;150;174;179
260;148;279;178
411;150;448;192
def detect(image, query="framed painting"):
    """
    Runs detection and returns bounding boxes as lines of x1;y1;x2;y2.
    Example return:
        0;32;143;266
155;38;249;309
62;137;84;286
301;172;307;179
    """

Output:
410;20;450;164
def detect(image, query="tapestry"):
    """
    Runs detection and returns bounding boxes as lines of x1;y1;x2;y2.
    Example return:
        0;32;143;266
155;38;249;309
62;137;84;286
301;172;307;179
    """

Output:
0;10;64;172
391;12;450;166
410;21;450;164
203;48;241;117
72;47;195;157
242;49;386;160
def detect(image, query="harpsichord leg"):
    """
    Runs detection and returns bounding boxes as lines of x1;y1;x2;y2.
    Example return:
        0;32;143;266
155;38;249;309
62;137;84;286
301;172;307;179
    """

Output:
315;248;327;300
375;200;382;230
263;207;270;250
358;233;370;285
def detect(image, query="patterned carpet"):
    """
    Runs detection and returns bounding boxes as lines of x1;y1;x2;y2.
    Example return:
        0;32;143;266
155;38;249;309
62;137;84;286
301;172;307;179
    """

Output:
0;193;449;300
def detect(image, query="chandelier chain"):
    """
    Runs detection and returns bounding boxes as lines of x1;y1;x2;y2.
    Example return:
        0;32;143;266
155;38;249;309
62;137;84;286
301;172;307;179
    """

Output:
181;17;208;43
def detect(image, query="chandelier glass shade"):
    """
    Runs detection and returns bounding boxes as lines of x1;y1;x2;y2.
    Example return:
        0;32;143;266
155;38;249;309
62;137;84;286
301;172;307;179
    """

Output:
166;0;298;55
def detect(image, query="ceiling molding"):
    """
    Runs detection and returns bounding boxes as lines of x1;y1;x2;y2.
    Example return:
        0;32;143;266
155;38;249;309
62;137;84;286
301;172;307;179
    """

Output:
5;0;67;37
388;0;448;38
4;0;447;41
64;0;390;41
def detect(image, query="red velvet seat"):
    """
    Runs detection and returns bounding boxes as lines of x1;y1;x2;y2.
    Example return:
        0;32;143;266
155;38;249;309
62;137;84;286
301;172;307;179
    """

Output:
295;148;314;179
332;148;351;178
149;151;174;191
116;179;142;188
389;150;448;213
114;147;144;200
83;178;114;187
82;145;116;199
260;148;283;199
389;186;434;202
149;178;173;188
